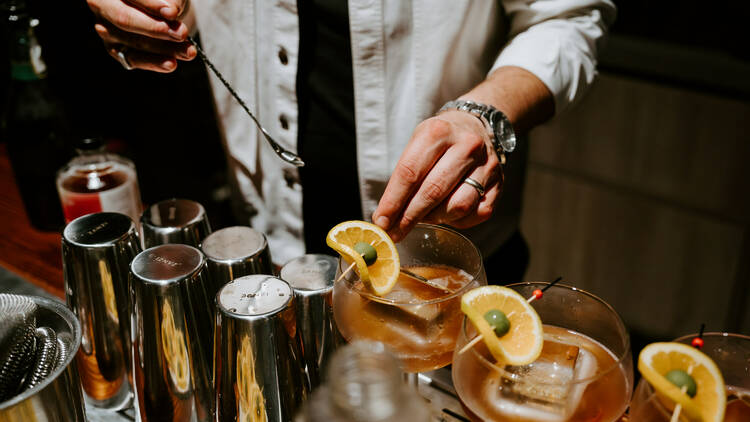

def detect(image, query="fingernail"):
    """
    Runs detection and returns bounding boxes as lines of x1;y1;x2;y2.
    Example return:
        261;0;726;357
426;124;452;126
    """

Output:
161;59;176;71
160;6;176;19
375;216;390;229
168;28;185;41
177;47;192;60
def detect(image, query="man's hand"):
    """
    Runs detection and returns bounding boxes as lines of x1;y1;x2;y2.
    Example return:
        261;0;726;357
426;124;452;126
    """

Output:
372;66;555;242
372;110;504;242
86;0;195;72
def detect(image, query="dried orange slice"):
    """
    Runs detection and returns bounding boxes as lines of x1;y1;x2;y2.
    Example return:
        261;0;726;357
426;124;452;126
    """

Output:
461;286;543;366
326;221;400;296
638;342;725;422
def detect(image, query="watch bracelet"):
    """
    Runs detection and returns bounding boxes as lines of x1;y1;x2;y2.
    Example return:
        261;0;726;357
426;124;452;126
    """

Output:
439;99;515;158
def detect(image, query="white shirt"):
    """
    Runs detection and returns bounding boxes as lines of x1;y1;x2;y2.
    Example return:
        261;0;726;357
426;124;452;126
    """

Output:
192;0;616;265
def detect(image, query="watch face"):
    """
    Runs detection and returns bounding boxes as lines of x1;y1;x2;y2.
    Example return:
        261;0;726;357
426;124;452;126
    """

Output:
490;111;516;154
498;120;516;153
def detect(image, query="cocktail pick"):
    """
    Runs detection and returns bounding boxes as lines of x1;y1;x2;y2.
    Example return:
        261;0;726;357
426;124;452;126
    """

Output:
691;323;705;349
670;323;705;422
399;268;455;293
334;242;455;293
458;277;563;355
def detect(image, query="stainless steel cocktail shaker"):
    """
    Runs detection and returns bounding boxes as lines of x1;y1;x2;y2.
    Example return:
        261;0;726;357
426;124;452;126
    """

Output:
62;212;141;410
140;198;211;248
280;254;343;388
130;244;214;422
201;226;273;291
214;275;308;422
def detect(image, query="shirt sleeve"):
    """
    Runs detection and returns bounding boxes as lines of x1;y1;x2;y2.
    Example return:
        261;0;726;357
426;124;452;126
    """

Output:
493;0;617;114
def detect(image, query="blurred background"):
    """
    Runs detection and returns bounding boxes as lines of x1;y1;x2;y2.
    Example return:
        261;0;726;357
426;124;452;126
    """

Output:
1;0;748;360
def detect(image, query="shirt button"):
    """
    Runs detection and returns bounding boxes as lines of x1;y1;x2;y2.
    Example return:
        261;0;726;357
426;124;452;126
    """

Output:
278;47;289;65
279;114;289;130
283;167;300;188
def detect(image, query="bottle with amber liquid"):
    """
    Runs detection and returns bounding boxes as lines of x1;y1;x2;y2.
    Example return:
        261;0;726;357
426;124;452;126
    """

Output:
2;0;69;230
56;137;143;224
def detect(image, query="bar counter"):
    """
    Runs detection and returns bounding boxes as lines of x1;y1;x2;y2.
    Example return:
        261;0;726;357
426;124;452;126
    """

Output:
0;143;64;299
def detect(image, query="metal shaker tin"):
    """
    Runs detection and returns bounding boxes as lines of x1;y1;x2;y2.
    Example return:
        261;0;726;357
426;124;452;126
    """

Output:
279;254;343;388
130;244;214;422
214;275;308;422
140;198;211;248
62;212;141;410
200;226;273;292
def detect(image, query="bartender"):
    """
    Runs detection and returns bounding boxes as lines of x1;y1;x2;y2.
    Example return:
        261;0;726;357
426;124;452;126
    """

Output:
84;0;615;281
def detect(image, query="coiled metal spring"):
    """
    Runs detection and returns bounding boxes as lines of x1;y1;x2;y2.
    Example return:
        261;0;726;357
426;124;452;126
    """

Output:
0;294;66;402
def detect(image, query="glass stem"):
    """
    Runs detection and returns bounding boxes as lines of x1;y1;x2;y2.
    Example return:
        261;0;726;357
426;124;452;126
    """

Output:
403;372;419;390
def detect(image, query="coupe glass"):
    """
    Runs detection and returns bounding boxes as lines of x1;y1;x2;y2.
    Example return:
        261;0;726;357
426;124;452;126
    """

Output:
332;223;486;374
629;332;750;421
452;282;633;422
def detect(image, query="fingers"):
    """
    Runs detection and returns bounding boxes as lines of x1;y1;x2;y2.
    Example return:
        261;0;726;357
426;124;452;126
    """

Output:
422;169;487;226
122;0;190;20
388;138;485;241
96;21;196;60
374;112;504;240
448;180;503;229
372;119;453;231
94;0;189;42
436;150;503;222
106;44;177;72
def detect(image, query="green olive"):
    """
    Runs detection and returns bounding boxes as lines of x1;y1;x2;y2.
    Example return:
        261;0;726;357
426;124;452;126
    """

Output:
665;370;697;398
353;242;378;266
484;309;510;337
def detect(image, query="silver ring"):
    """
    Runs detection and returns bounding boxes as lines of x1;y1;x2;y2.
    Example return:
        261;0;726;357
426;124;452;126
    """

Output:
115;46;134;71
463;177;485;197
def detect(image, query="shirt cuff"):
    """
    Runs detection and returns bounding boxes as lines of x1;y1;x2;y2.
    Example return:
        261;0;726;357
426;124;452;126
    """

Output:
491;16;607;114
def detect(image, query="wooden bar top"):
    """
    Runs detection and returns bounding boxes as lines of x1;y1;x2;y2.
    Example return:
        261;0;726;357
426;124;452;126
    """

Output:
0;143;65;298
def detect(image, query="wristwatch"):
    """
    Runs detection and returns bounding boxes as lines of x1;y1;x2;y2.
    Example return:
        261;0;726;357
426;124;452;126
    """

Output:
439;100;516;164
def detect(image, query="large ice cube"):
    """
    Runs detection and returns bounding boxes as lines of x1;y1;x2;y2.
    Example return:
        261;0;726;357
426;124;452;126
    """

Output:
363;296;441;333
481;336;598;422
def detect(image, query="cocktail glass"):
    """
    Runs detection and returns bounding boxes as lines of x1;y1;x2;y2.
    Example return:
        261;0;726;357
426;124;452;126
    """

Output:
332;223;486;374
452;282;633;422
629;332;750;421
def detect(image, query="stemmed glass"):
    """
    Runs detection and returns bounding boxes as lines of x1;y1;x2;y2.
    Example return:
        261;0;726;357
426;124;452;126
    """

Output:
629;332;750;421
332;223;486;375
452;282;633;422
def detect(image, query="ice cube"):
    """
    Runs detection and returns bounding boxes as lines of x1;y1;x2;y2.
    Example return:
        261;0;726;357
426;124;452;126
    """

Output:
363;297;441;332
481;338;598;422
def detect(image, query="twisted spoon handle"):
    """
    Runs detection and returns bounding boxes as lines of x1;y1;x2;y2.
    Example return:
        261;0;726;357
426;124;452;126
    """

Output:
187;36;305;167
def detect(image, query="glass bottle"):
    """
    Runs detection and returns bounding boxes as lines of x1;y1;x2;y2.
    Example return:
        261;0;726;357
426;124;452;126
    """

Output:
1;0;69;231
56;137;143;224
295;341;432;422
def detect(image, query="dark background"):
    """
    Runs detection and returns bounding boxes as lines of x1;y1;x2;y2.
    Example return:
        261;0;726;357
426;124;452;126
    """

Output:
1;0;232;229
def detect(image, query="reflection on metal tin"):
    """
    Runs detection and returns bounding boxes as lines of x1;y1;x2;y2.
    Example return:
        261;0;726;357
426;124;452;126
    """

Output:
201;226;273;293
62;212;140;410
280;254;344;388
140;198;211;248
215;275;308;422
130;244;213;422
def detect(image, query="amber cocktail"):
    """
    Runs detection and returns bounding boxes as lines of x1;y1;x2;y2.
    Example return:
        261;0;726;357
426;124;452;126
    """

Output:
629;333;750;421
333;224;486;373
452;282;633;421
